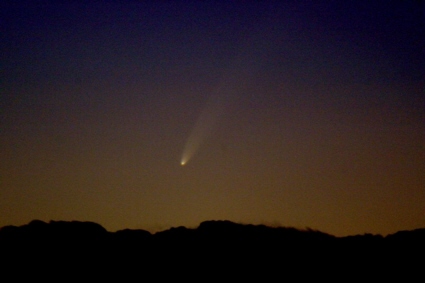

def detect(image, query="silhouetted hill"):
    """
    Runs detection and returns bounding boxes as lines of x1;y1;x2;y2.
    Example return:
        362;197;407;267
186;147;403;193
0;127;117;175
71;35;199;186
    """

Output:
2;219;425;249
1;220;423;279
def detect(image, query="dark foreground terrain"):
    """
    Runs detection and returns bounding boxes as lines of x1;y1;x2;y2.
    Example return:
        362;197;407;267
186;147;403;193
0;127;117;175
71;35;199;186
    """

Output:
1;220;424;279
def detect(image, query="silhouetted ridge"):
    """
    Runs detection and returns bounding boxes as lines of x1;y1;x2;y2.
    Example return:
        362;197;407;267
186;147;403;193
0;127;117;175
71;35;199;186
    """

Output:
197;220;335;242
386;228;425;242
2;219;425;243
114;228;152;240
1;219;425;263
0;219;108;242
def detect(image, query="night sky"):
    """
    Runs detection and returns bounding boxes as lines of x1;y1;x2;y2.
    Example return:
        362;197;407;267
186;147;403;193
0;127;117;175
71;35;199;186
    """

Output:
1;1;424;237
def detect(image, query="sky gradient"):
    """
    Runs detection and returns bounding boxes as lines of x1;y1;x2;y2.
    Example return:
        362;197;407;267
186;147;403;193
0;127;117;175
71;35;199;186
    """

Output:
1;1;424;236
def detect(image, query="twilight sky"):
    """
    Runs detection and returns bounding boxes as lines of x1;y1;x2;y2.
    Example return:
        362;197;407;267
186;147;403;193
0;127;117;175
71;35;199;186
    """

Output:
1;1;424;236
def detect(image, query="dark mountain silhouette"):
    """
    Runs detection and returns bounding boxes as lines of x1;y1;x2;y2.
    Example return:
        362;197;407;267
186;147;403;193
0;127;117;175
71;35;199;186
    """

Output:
1;219;423;279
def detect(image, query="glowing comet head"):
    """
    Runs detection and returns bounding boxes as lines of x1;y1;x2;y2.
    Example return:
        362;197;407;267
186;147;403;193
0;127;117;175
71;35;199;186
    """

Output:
181;161;186;166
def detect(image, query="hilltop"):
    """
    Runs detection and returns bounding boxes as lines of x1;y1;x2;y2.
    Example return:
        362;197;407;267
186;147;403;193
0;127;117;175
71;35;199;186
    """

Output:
1;219;423;279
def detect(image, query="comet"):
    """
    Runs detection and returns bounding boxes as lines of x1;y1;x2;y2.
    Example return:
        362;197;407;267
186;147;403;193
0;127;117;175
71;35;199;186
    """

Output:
179;33;267;166
180;64;257;165
180;90;225;166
